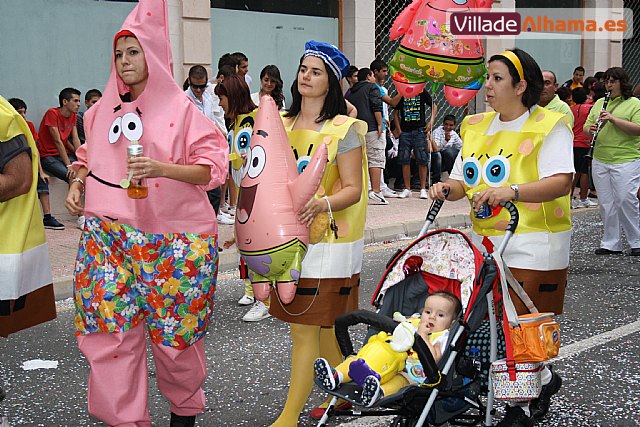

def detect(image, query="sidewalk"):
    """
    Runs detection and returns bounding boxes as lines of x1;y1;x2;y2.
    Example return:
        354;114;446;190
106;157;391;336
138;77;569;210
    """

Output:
47;191;472;300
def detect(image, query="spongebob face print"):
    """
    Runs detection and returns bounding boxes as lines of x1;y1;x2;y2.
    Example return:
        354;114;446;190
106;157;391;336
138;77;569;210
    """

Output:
230;111;256;187
462;149;512;189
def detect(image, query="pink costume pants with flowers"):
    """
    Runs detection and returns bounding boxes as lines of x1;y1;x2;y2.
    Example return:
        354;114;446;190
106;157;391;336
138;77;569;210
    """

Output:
73;217;218;425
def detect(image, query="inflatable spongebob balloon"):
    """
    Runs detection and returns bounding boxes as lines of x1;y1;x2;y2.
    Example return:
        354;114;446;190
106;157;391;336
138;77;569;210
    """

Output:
235;96;328;304
389;0;494;106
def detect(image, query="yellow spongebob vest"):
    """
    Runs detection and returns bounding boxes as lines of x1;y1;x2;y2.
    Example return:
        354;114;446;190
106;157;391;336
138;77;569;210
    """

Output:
284;115;369;278
0;96;53;300
460;108;572;237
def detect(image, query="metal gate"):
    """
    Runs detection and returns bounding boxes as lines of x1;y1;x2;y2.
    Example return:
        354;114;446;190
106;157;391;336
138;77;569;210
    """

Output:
374;0;479;123
623;0;640;85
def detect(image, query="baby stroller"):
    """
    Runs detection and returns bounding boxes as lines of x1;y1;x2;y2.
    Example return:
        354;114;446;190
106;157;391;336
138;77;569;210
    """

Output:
314;198;520;427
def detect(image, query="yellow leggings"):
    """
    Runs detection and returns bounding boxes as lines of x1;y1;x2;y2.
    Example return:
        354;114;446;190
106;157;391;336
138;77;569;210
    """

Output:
270;323;342;427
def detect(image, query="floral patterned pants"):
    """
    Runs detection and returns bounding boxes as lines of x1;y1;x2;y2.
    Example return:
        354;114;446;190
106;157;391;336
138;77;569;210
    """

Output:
74;217;218;349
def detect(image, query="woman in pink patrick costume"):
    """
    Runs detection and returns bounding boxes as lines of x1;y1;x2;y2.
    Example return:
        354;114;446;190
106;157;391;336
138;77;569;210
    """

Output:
64;1;228;426
388;0;494;106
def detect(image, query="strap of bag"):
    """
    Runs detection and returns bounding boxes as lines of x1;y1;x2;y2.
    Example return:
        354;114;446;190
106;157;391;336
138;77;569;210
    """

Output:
493;252;539;381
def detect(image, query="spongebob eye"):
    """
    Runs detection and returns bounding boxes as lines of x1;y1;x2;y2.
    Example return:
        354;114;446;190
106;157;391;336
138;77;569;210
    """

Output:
453;0;468;4
482;155;511;187
247;146;266;179
121;113;143;141
462;157;482;188
296;156;311;173
109;117;123;144
235;128;252;155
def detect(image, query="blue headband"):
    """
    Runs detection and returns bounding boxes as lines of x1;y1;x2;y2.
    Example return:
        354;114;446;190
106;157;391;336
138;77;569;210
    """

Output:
304;40;350;80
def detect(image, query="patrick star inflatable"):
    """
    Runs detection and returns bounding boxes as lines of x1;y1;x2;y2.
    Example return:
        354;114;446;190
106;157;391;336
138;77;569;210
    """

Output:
388;0;494;106
235;96;328;304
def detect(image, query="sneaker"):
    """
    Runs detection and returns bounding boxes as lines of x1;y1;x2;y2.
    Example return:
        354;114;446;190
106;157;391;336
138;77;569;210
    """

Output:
43;215;65;230
368;191;389;205
242;301;271;322
314;358;340;391
419;189;429;199
217;212;234;225
398;189;411;199
496;406;534;427
170;412;195;427
77;215;85;230
381;187;400;198
237;294;255;306
222;203;236;216
360;375;383;407
529;368;562;420
579;198;598;208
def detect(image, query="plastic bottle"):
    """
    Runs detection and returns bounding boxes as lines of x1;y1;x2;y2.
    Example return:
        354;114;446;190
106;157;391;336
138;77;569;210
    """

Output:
127;142;148;199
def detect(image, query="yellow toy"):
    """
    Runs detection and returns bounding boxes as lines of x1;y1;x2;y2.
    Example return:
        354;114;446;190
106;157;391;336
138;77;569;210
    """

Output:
314;313;421;391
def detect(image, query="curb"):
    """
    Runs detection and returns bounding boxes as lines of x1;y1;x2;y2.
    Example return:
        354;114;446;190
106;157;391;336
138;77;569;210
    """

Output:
52;213;471;301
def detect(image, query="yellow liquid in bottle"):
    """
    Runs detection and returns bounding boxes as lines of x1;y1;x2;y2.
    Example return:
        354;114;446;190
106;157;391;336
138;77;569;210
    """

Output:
127;183;148;199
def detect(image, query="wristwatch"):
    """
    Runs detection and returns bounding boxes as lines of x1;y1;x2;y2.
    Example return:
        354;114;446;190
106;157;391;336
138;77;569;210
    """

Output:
509;184;519;202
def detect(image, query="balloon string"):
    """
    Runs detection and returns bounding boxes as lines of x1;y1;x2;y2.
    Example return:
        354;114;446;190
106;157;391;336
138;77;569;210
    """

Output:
274;241;325;317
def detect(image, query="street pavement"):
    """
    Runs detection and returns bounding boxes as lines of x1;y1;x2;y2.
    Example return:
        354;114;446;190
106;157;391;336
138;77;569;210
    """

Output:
2;196;640;426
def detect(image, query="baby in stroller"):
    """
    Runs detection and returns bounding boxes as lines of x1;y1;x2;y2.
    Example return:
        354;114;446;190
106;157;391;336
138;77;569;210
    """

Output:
314;291;462;408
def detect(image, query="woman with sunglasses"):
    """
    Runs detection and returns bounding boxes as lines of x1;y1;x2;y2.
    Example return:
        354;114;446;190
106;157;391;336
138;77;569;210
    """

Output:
430;48;573;426
584;67;640;256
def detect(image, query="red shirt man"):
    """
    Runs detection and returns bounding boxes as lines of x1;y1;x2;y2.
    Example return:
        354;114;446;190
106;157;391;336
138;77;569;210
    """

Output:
37;88;81;181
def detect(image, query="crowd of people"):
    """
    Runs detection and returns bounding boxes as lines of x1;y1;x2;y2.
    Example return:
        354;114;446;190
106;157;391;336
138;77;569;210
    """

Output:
2;1;640;426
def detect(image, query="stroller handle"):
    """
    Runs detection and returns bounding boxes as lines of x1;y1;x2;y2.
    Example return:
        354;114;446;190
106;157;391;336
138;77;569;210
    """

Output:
419;195;520;238
500;200;519;233
334;310;399;357
419;188;449;236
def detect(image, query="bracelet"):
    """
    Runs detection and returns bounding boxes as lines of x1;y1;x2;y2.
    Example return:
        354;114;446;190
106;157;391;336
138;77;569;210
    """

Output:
66;164;73;169
509;184;519;202
72;177;85;188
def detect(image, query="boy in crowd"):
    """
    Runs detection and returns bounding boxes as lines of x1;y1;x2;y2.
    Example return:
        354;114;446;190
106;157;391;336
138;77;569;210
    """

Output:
8;98;65;230
431;114;462;184
370;59;402;199
38;87;83;229
76;89;102;145
346;68;386;204
393;88;437;199
37;87;81;182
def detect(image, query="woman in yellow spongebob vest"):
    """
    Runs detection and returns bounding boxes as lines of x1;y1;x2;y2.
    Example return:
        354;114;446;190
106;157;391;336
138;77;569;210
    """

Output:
0;96;56;337
268;41;368;427
430;48;572;425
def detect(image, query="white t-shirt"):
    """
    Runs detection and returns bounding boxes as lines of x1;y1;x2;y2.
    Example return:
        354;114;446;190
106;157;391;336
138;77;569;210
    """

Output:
449;106;574;270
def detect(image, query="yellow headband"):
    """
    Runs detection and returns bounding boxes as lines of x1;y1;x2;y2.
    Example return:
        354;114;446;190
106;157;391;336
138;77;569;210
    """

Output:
498;50;524;81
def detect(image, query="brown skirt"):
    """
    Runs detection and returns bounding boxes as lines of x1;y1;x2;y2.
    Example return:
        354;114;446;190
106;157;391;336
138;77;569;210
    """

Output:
0;284;57;337
269;274;360;326
508;268;567;315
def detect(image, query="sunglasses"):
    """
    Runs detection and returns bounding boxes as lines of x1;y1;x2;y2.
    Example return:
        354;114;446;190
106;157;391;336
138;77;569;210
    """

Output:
190;82;207;90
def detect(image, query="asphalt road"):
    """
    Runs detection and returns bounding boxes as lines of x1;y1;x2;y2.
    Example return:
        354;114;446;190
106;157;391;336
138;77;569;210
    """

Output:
1;209;639;427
